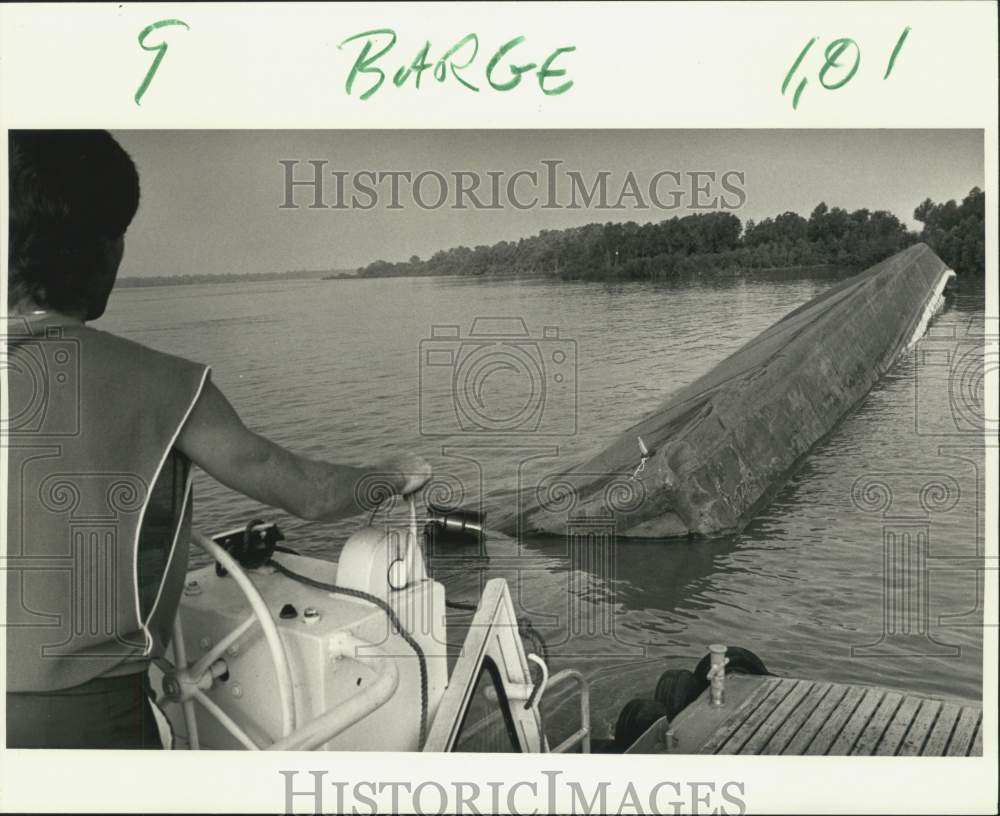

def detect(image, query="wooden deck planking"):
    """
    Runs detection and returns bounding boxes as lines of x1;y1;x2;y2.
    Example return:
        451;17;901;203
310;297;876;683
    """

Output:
920;702;961;756
692;677;983;757
828;686;886;755
970;720;983;756
897;699;943;756
740;680;818;755
698;678;783;754
803;684;867;755
722;679;814;755
759;681;833;755
716;679;798;754
946;708;981;756
849;691;904;755
873;695;923;755
781;683;851;755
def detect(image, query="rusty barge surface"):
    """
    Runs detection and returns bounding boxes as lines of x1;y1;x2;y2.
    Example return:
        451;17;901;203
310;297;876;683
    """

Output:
490;243;955;540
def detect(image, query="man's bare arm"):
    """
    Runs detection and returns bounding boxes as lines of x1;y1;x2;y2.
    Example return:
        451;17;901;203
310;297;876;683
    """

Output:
175;381;429;521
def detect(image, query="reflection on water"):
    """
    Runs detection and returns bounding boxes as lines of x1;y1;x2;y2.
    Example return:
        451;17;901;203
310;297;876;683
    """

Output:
101;272;985;736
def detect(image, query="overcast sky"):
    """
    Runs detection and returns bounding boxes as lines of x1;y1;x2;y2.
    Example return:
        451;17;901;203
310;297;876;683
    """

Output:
112;130;983;278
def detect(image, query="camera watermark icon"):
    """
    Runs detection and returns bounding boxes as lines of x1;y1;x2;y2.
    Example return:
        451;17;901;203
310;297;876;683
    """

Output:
356;451;651;660
849;472;962;658
532;471;648;527
1;320;81;437
419;318;577;436
932;444;997;629
913;315;998;437
514;471;648;658
3;469;149;657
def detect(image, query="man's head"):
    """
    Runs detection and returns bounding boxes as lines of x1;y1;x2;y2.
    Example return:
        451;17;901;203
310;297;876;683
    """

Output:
8;130;140;320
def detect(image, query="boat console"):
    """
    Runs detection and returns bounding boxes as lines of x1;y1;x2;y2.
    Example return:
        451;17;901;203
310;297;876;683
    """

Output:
150;498;590;753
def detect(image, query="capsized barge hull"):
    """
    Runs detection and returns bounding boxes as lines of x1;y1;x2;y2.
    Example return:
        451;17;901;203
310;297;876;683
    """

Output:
491;243;954;539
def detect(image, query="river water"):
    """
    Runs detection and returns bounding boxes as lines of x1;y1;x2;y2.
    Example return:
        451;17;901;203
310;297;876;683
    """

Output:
102;272;985;740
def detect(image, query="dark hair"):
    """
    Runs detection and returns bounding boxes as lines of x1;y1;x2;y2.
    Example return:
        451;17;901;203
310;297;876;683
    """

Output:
8;130;140;313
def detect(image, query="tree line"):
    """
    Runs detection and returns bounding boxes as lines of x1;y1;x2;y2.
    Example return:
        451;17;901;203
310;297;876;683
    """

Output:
357;189;985;281
117;269;347;288
912;187;985;278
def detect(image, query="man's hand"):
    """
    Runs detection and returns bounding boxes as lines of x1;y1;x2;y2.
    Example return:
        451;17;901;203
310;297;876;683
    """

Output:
377;452;433;496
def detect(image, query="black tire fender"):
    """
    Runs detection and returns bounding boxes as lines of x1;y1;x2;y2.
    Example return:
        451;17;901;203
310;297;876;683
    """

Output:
693;646;770;686
613;698;668;752
654;668;707;718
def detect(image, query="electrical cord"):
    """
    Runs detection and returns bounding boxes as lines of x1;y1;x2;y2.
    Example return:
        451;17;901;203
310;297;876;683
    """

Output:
444;599;550;711
272;496;548;747
267;556;429;750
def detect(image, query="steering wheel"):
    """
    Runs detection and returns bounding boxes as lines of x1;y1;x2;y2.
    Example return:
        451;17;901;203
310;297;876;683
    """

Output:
155;530;296;750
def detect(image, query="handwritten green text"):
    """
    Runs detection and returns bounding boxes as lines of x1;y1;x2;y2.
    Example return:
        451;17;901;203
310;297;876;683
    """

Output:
338;30;576;100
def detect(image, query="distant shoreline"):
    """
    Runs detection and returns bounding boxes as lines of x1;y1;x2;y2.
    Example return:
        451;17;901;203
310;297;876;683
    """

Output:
332;263;848;282
117;263;852;288
116;270;355;288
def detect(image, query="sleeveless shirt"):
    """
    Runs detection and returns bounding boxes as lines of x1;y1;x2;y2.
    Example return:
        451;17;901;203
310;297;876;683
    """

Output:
5;316;209;691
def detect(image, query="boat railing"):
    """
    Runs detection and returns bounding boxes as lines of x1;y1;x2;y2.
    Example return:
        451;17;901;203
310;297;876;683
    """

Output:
546;669;591;754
